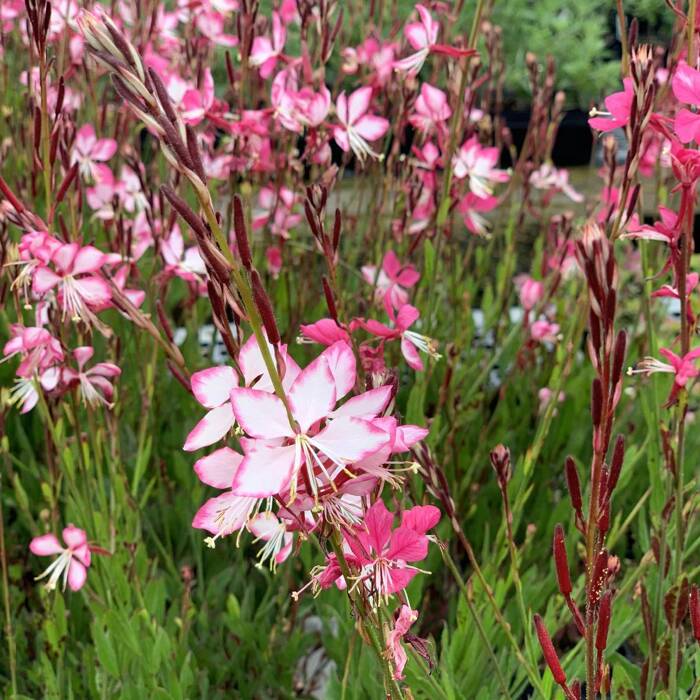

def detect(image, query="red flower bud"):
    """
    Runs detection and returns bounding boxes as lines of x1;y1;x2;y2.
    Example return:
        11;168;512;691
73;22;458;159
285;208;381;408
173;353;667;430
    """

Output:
534;614;567;686
553;524;572;596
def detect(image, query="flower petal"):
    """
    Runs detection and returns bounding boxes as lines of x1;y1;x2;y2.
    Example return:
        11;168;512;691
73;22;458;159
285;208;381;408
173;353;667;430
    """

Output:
194;447;243;488
29;534;63;557
288;355;337;432
230;387;294;439
67;559;87;591
231;443;297;497
183;403;236;451
191;366;239;408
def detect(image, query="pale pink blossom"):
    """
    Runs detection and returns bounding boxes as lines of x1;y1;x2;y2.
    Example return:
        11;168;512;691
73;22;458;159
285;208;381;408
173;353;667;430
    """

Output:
271;68;331;133
30;525;91;592
387;605;419;679
61;346;121;408
250;12;286;78
408;83;451;134
228;342;391;501
452;136;509;198
333;86;389;162
72;125;118;180
530;320;561;344
32;242;111;323
518;277;544;311
529;164;583;203
629;347;700;403
456;192;498;237
394;4;475;75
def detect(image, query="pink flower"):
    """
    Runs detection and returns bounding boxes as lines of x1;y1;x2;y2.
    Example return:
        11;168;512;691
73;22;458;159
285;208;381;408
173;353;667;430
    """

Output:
248;512;294;569
228;342;392;501
588;78;633;132
452;136;509;198
72;124;118;180
250;12;286;78
266;245;282;277
672;61;700;143
408;83;451;134
32;242;112;323
629;347;700;403
529;164;583;203
61;346;121;408
394;4;476;75
272;68;331;133
252;186;301;239
161;224;207;292
621;206;680;271
518;277;544;311
456;193;498;237
387;605;418;679
191;447;261;548
2;325;63;413
361;250;420;312
333;86;390;162
184;336;301;452
530;320;560;344
359;304;440;371
30;525;91;591
343;500;439;599
300;318;352;346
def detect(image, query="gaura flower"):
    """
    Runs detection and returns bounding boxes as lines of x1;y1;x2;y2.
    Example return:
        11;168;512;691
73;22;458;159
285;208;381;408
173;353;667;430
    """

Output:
30;525;91;592
387;605;419;680
333;86;390;162
361;250;420;313
588;78;633;132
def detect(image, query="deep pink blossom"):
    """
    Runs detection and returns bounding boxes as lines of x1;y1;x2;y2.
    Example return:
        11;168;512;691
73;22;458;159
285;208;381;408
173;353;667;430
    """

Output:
588;78;633;132
387;605;419;679
408;83;451;134
362;250;420;312
61;346;121;408
250;12;286;78
456;193;498;237
672;61;700;143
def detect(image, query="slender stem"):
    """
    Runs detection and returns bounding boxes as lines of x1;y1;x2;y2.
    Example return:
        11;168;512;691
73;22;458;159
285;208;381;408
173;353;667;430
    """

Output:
440;546;512;698
0;472;18;698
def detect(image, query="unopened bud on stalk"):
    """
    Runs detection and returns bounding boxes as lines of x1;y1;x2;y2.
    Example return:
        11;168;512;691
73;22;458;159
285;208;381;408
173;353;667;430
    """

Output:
489;444;511;486
690;585;700;642
251;270;280;344
322;276;338;320
332;208;342;252
233;195;252;270
533;614;567;686
565;457;583;513
552;524;572;596
607;435;625;496
591;378;603;427
596;591;612;652
589;549;609;608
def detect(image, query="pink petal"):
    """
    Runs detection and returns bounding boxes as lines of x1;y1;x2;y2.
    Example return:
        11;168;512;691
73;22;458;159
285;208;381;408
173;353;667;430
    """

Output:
393;424;429;451
29;534;63;557
347;86;373;125
62;525;87;549
300;319;350;346
32;267;62;294
72;276;112;306
231;443;297;497
320;341;356;399
335;92;349;125
192;491;251;534
247;511;282;540
382;251;401;278
674;108;700;143
73;346;94;370
401;336;424;371
67;559;87;591
75;124;96;154
332;386;392;419
395;268;420;287
191;366;239;408
288;355;337;432
72;246;107;275
354;115;390;141
333;126;350;152
386;526;428;562
404;23;429;51
396;304;420;329
310;416;391;463
386;568;418;594
229;387;294;439
183;403;236;451
362;499;394;553
672;61;700;105
401;505;440;533
194;447;243;488
91;138;118;161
